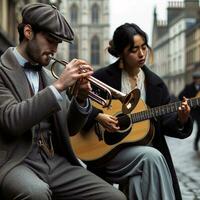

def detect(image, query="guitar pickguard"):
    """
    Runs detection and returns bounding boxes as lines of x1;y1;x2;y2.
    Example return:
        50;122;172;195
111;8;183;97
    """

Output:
103;127;132;145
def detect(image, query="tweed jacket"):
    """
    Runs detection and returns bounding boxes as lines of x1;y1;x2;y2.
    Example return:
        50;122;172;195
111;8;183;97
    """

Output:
85;60;193;200
0;47;91;186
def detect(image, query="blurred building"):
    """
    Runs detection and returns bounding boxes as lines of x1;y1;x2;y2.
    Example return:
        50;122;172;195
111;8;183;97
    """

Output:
152;0;200;96
186;21;200;83
0;0;61;56
0;0;17;55
58;0;110;70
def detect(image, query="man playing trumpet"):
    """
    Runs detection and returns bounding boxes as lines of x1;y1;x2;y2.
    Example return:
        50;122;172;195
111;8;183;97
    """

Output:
0;3;126;200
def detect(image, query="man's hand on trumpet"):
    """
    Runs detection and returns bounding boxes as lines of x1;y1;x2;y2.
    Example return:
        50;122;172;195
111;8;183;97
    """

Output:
53;59;93;93
73;78;93;105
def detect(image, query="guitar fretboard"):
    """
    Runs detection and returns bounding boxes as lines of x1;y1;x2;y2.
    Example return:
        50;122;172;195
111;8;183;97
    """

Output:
131;97;200;123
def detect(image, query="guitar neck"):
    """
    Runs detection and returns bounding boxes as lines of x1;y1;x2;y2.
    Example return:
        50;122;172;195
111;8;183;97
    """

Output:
131;97;200;123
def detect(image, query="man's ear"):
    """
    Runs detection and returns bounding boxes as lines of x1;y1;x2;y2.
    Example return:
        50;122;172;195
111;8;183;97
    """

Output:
24;24;33;40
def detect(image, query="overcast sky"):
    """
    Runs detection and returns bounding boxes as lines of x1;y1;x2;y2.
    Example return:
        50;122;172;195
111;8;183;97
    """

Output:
109;0;169;44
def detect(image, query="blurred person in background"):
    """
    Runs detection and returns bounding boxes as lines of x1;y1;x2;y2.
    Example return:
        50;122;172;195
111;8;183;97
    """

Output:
179;71;200;151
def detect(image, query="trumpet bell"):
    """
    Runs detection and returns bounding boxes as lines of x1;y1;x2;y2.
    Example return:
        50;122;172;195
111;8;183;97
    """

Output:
49;56;140;111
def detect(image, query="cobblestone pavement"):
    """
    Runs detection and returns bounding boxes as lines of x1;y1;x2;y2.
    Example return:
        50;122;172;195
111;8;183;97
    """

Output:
166;122;200;200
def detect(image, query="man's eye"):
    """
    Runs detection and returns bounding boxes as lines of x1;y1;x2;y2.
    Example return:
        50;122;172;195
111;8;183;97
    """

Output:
47;38;53;42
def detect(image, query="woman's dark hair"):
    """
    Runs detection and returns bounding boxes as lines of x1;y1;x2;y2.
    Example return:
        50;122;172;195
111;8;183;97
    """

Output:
17;23;41;43
108;23;151;58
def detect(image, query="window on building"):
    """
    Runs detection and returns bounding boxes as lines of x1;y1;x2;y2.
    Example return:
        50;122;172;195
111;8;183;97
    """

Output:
70;4;78;24
69;39;78;60
91;4;99;24
91;36;100;65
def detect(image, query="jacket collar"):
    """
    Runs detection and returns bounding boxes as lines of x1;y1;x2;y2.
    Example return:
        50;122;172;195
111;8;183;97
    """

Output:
108;59;163;86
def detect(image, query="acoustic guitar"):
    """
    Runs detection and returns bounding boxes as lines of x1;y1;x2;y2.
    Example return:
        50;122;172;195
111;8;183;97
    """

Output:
70;97;200;165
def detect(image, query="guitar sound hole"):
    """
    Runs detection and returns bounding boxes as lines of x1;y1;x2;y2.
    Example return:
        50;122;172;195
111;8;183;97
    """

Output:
104;113;132;145
117;113;131;130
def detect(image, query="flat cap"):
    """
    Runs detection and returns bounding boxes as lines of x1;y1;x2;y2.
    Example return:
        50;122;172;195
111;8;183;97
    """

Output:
192;71;200;79
21;3;74;42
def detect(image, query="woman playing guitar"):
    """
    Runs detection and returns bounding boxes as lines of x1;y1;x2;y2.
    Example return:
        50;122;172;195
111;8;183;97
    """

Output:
82;23;193;200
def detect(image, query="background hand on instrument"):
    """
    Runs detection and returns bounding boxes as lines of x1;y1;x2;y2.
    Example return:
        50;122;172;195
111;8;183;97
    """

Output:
53;59;93;92
96;113;120;132
178;96;191;125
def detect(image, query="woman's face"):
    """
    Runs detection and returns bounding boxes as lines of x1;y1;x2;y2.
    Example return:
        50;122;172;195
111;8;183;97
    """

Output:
121;34;148;70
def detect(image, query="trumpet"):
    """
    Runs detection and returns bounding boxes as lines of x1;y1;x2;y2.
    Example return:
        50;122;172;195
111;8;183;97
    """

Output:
49;56;140;114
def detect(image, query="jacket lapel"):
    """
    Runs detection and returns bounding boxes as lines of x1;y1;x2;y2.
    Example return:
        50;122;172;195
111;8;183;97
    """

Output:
41;68;67;126
142;66;163;107
0;48;32;100
107;60;122;91
40;68;54;87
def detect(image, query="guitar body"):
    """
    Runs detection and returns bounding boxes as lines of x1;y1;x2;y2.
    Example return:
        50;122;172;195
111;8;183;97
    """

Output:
70;99;155;165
